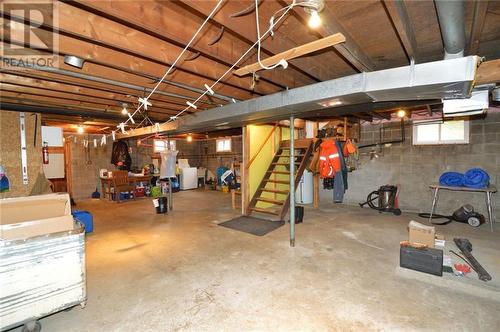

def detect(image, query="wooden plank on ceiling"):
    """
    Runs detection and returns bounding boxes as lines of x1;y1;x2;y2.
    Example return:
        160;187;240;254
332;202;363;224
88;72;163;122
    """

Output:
279;0;376;72
476;59;500;85
3;4;280;96
69;0;313;89
233;34;346;76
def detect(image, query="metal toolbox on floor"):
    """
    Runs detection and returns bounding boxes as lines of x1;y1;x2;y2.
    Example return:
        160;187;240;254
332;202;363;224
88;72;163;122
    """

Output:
0;193;86;332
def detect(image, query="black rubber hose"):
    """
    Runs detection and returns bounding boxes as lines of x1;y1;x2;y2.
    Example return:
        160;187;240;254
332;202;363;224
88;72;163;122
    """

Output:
366;191;379;210
418;213;453;225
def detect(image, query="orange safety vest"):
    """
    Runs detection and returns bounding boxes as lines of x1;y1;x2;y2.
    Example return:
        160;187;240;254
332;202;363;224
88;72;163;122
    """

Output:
343;139;357;157
319;140;341;178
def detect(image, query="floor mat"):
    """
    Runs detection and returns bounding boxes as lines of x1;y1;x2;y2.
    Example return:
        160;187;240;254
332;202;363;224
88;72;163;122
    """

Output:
219;216;284;236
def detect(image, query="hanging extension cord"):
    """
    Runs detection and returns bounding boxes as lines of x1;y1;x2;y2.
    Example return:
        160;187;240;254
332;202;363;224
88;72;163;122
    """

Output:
255;0;288;71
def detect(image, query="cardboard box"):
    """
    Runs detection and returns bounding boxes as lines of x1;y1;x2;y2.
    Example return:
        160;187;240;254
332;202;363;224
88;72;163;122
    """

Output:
0;193;73;240
408;220;435;248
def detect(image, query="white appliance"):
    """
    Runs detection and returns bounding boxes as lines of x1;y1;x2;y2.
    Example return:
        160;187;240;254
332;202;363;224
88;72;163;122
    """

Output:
180;167;198;190
296;170;313;204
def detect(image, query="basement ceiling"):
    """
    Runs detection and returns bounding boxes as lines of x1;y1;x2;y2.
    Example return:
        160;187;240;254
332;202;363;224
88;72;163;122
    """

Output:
1;0;500;131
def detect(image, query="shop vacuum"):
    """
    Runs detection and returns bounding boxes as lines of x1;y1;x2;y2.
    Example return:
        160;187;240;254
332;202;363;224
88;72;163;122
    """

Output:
359;185;401;215
418;204;485;227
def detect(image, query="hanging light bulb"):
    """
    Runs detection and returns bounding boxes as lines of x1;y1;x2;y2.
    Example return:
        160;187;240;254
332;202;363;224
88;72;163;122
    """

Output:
77;125;84;134
121;106;128;115
308;10;322;28
397;110;406;118
187;134;193;142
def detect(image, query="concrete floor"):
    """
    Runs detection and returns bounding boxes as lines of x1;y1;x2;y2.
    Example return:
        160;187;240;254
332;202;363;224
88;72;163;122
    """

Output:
15;190;500;331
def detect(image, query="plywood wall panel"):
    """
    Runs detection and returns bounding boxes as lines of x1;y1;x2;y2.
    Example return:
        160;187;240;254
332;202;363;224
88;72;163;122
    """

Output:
0;111;42;198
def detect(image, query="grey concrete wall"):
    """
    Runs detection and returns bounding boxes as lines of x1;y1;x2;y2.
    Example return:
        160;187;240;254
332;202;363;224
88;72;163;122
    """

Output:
69;135;115;200
320;110;500;217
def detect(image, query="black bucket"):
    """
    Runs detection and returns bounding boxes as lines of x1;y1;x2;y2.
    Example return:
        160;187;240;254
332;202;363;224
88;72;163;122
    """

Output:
287;206;304;224
154;197;168;214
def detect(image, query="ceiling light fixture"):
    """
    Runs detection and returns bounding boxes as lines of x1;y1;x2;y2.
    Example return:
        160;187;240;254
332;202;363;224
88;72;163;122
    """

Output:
397;110;406;118
308;10;322;28
64;55;85;69
77;125;84;134
302;0;324;29
121;107;128;115
187;134;193;142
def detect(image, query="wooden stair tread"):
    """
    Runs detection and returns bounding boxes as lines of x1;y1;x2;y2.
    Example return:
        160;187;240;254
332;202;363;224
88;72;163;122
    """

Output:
261;188;289;194
249;207;280;215
255;197;285;205
264;179;289;184
267;170;290;175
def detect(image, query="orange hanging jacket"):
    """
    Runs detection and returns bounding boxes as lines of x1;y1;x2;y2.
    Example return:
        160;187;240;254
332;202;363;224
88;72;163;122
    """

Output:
319;139;341;178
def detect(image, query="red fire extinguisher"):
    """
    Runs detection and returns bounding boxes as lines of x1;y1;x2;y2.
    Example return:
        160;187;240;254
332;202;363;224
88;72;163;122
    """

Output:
42;141;49;164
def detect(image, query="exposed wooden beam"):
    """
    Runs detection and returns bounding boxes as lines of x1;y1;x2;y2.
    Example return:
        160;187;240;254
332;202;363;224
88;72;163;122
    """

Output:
370;112;391;120
67;0;313;89
279;0;375;72
476;59;500;85
2;4;279;96
234;34;346;76
383;0;419;62
0;77;191;109
179;0;339;82
1;71;199;110
0;83;188;112
468;0;489;55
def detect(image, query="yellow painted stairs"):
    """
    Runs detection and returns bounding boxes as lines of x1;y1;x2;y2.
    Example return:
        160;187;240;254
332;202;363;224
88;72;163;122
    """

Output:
247;139;314;221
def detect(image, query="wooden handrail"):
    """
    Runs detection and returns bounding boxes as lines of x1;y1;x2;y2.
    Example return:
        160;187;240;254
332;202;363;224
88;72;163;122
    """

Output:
246;123;278;169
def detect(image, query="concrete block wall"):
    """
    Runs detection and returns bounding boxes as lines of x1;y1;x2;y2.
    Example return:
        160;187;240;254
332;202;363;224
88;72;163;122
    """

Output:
319;109;500;217
128;136;243;179
70;135;115;200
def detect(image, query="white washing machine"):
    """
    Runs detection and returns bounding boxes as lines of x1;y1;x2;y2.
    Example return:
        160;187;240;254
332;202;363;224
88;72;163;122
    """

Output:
179;167;198;190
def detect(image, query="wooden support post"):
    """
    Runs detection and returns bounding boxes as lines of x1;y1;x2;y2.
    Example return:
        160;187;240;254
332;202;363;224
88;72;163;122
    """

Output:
241;126;250;215
312;121;319;209
289;115;295;247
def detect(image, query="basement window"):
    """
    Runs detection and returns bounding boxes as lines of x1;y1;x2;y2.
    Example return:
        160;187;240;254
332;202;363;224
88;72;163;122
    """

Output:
413;120;469;145
154;139;176;152
216;138;232;153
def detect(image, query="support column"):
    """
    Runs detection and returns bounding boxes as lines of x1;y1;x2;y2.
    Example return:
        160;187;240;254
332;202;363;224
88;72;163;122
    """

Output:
289;115;295;247
242;126;250;215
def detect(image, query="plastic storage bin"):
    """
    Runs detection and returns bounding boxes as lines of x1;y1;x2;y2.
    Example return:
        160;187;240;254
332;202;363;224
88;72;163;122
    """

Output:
72;210;93;233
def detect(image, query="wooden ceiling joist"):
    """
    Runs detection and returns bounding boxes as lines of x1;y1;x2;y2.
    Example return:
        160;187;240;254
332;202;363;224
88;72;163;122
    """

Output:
3;6;278;97
178;0;338;82
65;0;311;89
468;0;489;55
278;0;376;72
383;0;420;62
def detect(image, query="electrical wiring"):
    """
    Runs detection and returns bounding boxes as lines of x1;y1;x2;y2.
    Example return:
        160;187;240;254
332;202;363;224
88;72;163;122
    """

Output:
121;0;225;127
113;0;305;138
158;0;299;125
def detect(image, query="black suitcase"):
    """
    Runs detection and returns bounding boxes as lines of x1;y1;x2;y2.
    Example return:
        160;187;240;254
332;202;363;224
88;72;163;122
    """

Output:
400;246;443;276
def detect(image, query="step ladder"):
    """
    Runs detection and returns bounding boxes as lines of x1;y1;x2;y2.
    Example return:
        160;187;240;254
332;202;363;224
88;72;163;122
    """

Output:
247;139;313;220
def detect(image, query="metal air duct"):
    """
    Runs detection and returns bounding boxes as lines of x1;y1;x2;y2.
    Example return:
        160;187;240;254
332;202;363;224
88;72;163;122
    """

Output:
435;0;466;59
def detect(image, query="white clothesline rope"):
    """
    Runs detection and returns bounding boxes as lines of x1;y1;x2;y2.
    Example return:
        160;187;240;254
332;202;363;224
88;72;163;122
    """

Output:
103;0;304;139
156;0;299;126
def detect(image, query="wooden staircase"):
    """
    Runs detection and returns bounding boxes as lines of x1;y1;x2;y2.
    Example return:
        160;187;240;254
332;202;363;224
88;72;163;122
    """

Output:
247;139;313;220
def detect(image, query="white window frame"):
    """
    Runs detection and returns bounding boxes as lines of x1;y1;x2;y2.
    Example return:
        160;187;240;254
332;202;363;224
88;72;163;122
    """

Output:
216;138;232;153
412;120;469;145
153;139;176;152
